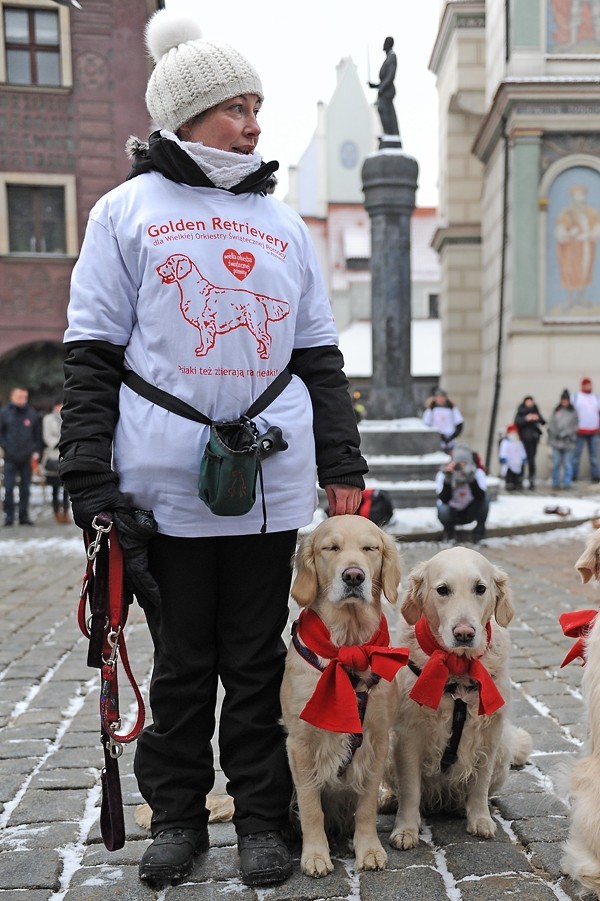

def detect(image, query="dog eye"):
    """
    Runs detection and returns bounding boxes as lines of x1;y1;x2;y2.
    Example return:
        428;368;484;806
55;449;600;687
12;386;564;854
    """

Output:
324;544;340;552
363;545;377;552
436;585;449;596
475;583;487;595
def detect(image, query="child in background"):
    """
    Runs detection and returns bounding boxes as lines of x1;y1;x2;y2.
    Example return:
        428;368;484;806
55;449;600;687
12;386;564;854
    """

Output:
499;423;527;491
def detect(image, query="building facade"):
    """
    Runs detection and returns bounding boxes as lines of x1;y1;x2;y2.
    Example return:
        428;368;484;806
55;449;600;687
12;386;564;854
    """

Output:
431;0;600;474
0;0;160;405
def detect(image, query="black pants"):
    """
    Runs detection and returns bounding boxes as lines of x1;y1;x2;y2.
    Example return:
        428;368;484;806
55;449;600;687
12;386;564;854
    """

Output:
522;437;539;481
134;529;297;838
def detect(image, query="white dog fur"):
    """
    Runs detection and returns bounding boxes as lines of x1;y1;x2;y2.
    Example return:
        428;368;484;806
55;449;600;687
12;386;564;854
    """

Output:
384;546;531;850
560;529;600;897
280;514;402;878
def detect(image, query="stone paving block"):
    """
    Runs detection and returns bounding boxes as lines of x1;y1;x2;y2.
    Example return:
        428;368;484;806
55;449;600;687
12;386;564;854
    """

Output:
0;738;48;759
7;788;86;826
361;865;447;900
42;747;102;770
0;849;62;890
66;865;154;899
258;859;352;899
443;839;534;879
0;822;79;851
169;884;257;900
458;874;566;899
429;814;510;846
494;791;567;818
511;814;569;844
29;768;98;791
9;708;65;726
528;840;569;878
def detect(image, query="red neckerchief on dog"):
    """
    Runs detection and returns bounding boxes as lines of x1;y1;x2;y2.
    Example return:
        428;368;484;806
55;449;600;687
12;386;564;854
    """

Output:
294;608;409;733
559;609;598;667
409;616;504;715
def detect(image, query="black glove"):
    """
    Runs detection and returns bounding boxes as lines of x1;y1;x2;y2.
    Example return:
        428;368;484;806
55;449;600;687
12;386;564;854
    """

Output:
66;476;161;609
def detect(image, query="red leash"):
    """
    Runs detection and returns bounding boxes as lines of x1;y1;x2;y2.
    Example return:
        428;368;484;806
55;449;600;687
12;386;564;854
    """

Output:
78;512;146;850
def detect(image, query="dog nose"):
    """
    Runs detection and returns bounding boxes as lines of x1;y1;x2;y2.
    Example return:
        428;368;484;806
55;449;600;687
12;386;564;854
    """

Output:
342;567;365;587
452;622;476;644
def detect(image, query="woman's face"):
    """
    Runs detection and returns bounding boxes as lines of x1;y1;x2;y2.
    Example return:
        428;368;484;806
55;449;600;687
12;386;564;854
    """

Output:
179;94;261;153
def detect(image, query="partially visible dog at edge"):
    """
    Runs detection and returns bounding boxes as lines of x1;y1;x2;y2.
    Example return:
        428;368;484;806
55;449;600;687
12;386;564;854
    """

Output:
280;514;405;878
381;546;532;849
560;529;600;898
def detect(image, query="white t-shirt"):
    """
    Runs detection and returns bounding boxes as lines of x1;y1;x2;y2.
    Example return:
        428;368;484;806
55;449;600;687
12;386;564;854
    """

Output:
65;173;339;537
572;391;600;433
423;404;464;440
435;467;487;511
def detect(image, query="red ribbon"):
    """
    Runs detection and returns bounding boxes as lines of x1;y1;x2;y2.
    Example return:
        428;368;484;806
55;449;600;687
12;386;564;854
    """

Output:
296;608;409;733
409;616;505;716
558;609;598;667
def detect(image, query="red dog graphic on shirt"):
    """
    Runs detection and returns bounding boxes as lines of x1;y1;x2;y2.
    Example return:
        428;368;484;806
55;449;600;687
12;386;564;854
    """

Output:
156;253;290;359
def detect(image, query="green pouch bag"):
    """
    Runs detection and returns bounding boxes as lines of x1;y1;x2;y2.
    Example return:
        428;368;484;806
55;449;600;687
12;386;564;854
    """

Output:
198;418;259;516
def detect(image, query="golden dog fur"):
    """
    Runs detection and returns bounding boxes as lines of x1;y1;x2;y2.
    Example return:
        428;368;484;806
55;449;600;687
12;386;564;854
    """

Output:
384;546;531;849
280;514;402;878
560;529;600;897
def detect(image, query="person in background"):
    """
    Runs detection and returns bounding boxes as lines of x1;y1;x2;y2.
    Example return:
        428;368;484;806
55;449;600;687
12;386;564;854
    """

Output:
422;387;464;453
547;389;578;490
514;395;546;490
42;400;70;523
352;390;367;422
499;423;527;491
0;386;42;526
436;444;489;544
571;377;600;482
57;8;367;892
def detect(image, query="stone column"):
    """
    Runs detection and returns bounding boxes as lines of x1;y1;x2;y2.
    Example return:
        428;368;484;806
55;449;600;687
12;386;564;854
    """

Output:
362;137;418;418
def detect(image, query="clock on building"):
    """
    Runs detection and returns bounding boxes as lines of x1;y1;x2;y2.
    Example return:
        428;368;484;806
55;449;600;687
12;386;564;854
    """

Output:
340;140;359;169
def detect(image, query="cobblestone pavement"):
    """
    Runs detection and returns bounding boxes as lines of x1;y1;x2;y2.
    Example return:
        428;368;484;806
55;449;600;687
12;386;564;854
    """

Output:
2;500;600;899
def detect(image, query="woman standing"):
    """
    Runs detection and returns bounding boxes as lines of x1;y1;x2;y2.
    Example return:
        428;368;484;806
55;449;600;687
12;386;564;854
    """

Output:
58;9;367;890
514;395;546;490
548;390;578;489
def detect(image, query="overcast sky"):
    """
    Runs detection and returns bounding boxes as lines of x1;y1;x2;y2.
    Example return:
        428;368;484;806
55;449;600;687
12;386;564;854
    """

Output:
164;0;442;206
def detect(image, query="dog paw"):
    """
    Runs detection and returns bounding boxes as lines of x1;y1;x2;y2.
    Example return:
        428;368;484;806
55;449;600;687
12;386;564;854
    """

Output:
301;851;334;878
357;844;388;871
467;815;497;838
389;827;420;850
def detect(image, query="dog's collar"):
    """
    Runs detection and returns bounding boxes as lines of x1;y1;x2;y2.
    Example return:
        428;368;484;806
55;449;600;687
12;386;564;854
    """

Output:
559;608;598;667
291;609;409;734
409;616;504;716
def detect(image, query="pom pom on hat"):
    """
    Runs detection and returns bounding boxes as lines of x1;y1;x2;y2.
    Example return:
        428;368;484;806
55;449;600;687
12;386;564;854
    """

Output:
144;9;263;134
561;389;571;401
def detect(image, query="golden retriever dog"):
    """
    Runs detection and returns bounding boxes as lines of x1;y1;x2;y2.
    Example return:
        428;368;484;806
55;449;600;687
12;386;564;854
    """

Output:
560;529;600;897
156;253;290;359
280;514;404;878
384;546;531;850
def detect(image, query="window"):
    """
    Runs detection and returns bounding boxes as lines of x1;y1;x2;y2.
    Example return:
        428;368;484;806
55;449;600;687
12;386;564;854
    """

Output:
0;174;76;255
428;293;439;319
7;184;65;253
4;5;59;85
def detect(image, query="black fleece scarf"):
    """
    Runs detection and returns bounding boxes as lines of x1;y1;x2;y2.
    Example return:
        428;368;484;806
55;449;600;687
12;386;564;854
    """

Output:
126;130;279;195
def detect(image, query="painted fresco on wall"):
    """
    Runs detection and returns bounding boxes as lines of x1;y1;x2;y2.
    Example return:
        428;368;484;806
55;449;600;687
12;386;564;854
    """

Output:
547;166;600;317
548;0;600;52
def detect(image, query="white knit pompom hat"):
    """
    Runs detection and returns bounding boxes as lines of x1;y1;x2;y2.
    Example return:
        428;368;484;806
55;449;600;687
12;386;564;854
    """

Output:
144;9;263;134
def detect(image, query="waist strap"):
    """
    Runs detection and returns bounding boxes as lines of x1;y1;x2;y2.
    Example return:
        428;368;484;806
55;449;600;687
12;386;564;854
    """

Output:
122;368;291;425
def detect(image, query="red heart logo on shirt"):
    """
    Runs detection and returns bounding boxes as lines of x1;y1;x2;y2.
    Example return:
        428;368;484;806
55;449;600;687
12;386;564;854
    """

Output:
223;249;255;281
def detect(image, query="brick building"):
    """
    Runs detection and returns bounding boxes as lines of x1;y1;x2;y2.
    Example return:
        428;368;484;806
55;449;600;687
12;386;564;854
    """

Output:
0;0;160;406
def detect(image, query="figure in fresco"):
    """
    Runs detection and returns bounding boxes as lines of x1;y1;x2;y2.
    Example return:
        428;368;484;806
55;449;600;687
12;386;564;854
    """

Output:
554;184;600;306
368;36;400;137
550;0;600;49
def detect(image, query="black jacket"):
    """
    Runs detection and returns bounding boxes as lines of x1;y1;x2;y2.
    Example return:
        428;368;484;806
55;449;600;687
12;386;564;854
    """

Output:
515;403;546;443
0;402;42;462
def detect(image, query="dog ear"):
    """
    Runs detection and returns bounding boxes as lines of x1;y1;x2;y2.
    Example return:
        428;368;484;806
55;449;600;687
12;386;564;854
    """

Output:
401;561;427;625
575;531;600;584
176;256;193;280
492;565;514;627
380;532;402;605
290;535;318;607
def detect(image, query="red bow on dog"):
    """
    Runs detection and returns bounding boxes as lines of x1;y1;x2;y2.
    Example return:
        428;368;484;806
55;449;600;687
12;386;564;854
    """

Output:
409;616;504;715
559;609;598;667
295;608;409;733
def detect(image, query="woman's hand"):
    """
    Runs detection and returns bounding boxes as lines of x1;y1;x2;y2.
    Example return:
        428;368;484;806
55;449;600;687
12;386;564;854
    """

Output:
325;484;363;516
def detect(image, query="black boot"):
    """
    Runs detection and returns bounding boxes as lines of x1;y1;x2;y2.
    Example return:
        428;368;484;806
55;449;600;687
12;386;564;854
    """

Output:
238;830;292;886
139;827;209;888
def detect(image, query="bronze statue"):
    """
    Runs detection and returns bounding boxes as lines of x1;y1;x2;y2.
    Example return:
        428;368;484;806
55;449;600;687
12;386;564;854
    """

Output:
368;36;400;137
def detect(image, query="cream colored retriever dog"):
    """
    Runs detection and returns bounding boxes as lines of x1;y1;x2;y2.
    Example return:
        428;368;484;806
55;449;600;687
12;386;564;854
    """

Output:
385;546;531;850
280;515;404;878
560;530;600;897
